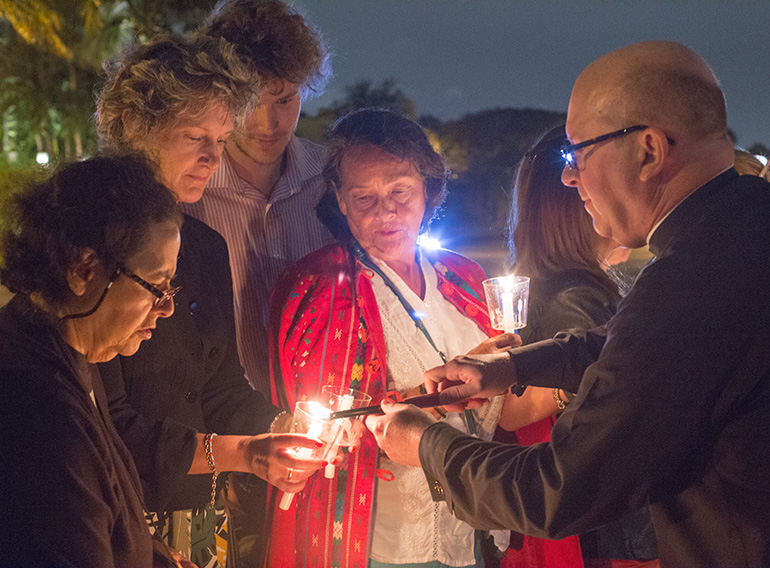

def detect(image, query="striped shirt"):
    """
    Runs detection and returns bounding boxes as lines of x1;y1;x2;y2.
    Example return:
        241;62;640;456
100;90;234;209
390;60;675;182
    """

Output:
183;135;334;395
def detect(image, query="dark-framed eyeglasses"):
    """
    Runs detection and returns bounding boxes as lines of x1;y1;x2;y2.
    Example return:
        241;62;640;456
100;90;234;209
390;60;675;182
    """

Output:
560;125;648;169
61;266;122;321
120;266;181;308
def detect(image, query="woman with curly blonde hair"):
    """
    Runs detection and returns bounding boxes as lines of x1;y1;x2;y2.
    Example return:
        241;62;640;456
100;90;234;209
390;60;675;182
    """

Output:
96;34;325;567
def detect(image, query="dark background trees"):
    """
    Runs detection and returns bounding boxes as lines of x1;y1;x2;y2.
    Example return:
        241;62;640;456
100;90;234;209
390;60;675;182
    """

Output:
1;2;765;283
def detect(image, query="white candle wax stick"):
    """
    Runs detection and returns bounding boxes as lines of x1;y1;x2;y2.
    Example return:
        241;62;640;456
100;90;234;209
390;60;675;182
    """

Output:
325;394;355;478
281;419;325;509
502;290;516;331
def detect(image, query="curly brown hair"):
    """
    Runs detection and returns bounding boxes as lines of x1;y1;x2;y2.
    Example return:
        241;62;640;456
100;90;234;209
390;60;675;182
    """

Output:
96;34;260;155
202;0;330;98
1;155;181;309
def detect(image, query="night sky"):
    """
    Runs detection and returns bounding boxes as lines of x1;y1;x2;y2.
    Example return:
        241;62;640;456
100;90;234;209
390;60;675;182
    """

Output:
294;0;770;150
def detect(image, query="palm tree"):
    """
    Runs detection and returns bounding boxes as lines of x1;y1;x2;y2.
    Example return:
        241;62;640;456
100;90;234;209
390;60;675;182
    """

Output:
0;0;134;165
0;0;72;59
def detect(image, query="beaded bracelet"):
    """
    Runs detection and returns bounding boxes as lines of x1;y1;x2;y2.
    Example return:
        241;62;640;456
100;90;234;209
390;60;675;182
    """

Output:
269;410;290;433
203;432;219;507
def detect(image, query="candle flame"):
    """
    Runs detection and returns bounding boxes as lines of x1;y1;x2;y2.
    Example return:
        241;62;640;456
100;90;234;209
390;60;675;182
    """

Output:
307;400;332;420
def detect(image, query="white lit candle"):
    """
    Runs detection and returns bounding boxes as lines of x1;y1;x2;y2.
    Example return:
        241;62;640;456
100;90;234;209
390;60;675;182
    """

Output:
325;394;354;478
280;401;336;510
502;291;516;331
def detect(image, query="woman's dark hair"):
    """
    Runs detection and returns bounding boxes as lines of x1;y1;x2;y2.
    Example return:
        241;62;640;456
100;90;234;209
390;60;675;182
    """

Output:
510;125;617;293
317;108;449;241
1;155;182;308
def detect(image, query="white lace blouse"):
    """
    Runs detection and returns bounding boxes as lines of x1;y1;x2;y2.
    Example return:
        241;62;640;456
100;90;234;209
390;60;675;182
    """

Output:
367;253;506;566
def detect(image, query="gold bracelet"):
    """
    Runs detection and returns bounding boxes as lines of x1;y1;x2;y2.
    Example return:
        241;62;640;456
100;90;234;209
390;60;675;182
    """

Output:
203;432;219;508
552;388;568;411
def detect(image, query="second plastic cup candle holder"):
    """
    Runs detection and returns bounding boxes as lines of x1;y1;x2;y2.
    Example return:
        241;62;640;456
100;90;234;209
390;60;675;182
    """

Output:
483;275;530;332
321;385;372;477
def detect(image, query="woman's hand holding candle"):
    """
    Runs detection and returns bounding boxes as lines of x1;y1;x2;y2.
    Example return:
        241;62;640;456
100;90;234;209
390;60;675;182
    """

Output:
240;433;327;492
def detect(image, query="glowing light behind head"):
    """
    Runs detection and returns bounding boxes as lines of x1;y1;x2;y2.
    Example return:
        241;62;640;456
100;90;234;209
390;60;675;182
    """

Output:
417;235;441;250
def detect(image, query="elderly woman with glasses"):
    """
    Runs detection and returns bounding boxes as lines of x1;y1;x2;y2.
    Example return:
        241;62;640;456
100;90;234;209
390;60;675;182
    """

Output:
0;155;181;567
95;35;325;565
267;108;517;568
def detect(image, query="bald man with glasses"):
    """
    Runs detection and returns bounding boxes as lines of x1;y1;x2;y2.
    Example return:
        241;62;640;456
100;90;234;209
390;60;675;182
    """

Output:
365;41;770;568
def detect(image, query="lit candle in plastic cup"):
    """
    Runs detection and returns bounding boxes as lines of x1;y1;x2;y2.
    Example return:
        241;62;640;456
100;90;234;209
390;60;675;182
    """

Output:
320;385;372;478
482;275;530;333
279;400;342;510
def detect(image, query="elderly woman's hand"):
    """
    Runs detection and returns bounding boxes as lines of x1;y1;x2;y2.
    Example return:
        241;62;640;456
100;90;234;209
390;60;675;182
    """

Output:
465;332;522;355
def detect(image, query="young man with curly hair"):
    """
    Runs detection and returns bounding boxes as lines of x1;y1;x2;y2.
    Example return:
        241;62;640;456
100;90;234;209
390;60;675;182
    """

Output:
185;0;334;397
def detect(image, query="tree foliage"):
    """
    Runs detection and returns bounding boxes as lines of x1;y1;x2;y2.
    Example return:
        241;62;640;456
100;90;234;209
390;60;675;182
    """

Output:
331;78;416;120
297;78;417;143
430;108;566;243
0;0;72;59
0;0;207;167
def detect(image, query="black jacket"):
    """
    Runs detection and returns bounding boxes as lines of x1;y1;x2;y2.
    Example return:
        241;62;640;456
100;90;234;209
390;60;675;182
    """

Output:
421;170;770;567
519;269;619;346
99;215;279;512
1;296;152;567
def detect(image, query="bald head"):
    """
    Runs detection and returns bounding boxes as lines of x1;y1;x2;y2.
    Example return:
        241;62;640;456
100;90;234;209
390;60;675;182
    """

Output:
572;41;727;142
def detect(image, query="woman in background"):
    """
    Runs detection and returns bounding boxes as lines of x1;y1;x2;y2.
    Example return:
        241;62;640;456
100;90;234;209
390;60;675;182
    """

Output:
497;125;659;568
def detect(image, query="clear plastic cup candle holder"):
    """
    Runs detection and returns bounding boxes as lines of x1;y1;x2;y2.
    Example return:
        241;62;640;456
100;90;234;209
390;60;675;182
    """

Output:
483;275;530;332
321;385;372;447
289;400;343;461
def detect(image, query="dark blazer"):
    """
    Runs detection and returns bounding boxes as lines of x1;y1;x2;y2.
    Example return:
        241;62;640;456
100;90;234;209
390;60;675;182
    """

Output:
1;296;152;567
420;170;770;567
99;215;279;512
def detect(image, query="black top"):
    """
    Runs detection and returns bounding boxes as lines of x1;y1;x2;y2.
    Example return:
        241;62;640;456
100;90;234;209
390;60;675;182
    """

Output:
0;296;152;568
99;215;280;512
522;270;656;560
519;269;619;346
421;170;770;567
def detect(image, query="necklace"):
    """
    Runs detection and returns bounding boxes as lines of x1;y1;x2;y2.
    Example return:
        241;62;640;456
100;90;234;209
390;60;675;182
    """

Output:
231;138;259;166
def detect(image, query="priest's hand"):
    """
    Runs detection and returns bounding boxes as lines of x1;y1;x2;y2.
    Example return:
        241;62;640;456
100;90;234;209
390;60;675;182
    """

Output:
365;399;436;467
422;352;519;412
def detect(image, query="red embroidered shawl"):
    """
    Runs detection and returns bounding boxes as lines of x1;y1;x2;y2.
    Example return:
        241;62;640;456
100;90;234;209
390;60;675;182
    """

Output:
268;243;493;568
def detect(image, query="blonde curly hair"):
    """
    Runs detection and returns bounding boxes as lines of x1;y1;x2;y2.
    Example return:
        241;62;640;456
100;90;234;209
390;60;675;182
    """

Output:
96;35;260;154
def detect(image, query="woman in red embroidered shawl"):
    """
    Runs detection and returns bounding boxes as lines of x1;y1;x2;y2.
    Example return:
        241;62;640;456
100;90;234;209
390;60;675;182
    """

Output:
268;109;513;567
